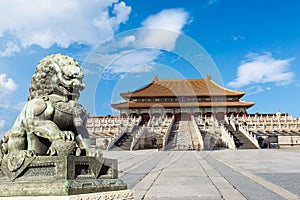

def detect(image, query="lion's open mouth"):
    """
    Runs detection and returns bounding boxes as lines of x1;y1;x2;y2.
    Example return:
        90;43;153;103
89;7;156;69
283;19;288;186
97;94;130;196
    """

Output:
58;85;80;97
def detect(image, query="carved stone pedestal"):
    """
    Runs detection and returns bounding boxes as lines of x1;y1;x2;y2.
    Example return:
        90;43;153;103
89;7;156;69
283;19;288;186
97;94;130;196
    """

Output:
0;190;134;200
0;155;128;197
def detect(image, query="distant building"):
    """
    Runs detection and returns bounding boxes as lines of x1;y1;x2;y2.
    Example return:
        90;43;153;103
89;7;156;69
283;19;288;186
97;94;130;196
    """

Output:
88;76;300;150
111;75;254;120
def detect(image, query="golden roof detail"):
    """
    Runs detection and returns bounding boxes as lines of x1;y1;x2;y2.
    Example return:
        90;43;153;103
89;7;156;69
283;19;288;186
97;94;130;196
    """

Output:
120;77;245;99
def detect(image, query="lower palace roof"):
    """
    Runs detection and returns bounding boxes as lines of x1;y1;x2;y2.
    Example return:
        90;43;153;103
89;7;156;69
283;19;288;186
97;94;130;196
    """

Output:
111;101;254;109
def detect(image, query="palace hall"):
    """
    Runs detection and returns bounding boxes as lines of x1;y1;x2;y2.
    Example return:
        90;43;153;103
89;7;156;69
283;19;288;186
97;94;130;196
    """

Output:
88;75;300;151
111;75;254;120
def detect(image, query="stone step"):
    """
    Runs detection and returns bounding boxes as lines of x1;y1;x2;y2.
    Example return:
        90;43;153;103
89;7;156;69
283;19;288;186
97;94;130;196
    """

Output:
110;132;133;151
166;120;197;150
225;123;258;149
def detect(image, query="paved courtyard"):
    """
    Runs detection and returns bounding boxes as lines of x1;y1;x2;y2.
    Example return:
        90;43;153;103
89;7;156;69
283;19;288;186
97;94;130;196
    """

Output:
103;149;300;200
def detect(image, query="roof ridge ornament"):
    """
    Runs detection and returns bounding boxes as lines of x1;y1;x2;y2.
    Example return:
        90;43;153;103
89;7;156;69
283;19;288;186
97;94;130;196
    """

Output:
153;75;159;82
206;74;212;80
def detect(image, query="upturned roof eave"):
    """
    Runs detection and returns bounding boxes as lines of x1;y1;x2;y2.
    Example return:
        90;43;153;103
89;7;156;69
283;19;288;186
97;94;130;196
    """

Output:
120;92;131;100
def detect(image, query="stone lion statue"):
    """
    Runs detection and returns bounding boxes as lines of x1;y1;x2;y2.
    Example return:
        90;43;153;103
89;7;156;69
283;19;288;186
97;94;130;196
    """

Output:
0;54;97;172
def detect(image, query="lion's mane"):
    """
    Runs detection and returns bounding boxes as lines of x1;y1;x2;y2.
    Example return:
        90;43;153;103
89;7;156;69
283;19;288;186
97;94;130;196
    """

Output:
28;54;81;100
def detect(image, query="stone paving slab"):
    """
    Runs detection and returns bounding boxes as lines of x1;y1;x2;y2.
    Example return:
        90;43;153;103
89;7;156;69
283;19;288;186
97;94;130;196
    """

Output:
257;173;300;196
206;149;300;199
143;151;221;199
152;176;212;186
102;149;300;200
158;169;207;178
210;177;234;189
144;185;220;199
219;189;247;200
145;197;222;200
204;155;286;200
133;171;161;190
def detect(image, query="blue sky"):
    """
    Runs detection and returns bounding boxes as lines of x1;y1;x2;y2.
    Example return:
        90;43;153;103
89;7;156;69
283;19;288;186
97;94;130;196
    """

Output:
1;0;300;136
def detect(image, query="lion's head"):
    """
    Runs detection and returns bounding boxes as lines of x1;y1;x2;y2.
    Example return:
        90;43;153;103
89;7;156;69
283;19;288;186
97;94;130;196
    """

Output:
29;54;85;100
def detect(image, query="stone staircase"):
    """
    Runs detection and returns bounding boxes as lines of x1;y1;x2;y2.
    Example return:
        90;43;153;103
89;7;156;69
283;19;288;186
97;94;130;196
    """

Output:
109;127;140;150
189;121;200;150
164;121;178;150
201;131;216;150
224;123;258;149
165;120;197;150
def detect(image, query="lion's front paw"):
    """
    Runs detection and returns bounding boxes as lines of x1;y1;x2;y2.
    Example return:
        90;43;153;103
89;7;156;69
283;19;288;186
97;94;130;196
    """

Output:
24;150;36;157
46;146;57;156
47;139;76;156
56;131;75;141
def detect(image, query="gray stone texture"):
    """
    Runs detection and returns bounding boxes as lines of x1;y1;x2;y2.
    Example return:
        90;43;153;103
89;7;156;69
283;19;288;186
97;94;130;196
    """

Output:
103;149;300;200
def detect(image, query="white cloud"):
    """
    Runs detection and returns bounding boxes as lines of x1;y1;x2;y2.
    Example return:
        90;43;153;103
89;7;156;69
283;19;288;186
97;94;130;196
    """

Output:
82;68;96;75
141;8;188;32
111;50;160;73
138;9;189;50
130;65;154;73
102;49;160;79
201;0;221;8
0;120;5;130
228;52;295;88
0;101;25;127
0;103;10;110
119;35;136;47
0;73;17;95
232;35;245;41
84;8;189;80
0;0;131;56
12;101;27;111
244;85;264;96
0;42;21;57
207;0;220;6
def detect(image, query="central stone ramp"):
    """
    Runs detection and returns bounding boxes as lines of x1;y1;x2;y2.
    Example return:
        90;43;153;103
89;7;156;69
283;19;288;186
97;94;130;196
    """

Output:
166;120;197;150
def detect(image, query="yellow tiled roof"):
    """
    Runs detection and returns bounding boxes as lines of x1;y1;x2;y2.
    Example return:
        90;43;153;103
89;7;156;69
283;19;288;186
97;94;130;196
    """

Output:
120;76;245;99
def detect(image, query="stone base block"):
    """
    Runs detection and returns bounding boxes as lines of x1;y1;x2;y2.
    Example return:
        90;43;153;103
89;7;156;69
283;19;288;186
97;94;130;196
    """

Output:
0;179;127;196
0;155;127;196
